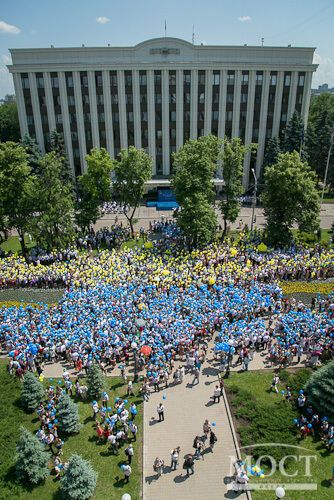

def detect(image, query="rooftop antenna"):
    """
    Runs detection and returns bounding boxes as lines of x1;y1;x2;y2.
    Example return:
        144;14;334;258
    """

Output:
164;19;167;38
192;25;195;45
261;37;264;47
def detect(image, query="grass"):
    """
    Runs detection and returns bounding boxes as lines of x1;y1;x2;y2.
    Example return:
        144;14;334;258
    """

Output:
0;235;35;254
0;360;143;500
121;238;145;250
225;370;333;500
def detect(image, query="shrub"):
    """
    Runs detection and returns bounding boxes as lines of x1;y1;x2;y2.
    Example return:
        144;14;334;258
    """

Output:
60;454;97;500
21;372;45;412
87;363;105;400
57;393;81;434
304;361;334;420
15;427;50;484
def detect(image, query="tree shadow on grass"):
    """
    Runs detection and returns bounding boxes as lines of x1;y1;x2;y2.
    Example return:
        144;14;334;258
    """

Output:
113;475;127;488
321;479;333;488
4;466;46;495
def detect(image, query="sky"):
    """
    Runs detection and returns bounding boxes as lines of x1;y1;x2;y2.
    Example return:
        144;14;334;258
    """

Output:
1;0;334;98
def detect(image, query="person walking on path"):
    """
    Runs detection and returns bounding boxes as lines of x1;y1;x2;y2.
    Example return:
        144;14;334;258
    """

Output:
125;444;134;464
213;385;221;403
183;454;195;477
153;457;164;477
271;374;279;393
203;419;211;441
157;402;165;422
127;380;134;396
209;430;217;452
193;366;200;385
170;447;180;470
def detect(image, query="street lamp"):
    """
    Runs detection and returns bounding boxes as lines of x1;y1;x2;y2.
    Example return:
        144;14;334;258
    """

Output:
320;125;334;207
250;168;258;232
275;486;285;499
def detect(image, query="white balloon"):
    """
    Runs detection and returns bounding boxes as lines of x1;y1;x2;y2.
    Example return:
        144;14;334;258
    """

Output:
122;495;131;500
275;486;285;499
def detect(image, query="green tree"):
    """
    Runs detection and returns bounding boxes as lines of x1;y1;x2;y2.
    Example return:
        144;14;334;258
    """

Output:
263;137;281;168
304;362;334;420
0;142;36;256
20;134;42;175
49;130;72;184
113;146;152;238
21;372;45;412
281;111;305;155
57;393;81;434
60;454;97;500
87;363;105;401
172;135;219;246
0;97;20;142
15;427;50;485
219;138;250;238
76;148;113;232
31;152;75;251
261;151;320;246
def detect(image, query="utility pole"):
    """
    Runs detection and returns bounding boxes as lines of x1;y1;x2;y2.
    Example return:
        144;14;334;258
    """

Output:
251;168;257;232
320;126;334;207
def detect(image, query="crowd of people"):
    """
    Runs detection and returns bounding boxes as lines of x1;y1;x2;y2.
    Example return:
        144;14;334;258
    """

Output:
100;201;130;214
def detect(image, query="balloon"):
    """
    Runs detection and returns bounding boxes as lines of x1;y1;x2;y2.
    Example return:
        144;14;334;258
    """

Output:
124;400;128;404
307;423;312;429
293;419;298;424
299;390;304;394
211;422;216;426
162;395;166;400
107;407;112;412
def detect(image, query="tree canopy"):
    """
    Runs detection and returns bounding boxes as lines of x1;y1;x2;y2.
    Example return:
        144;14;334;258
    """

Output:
261;151;320;246
0;97;20;142
281;111;305;155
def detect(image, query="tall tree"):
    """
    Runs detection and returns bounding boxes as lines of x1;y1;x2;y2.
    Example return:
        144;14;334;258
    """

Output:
261;151;320;246
20;134;42;175
21;372;45;412
0;97;20;142
75;148;113;232
172;135;219;247
60;454;97;500
30;152;75;251
281;111;305;155
219;138;250;238
263;137;281;168
113;146;152;238
57;393;81;434
304;361;334;420
0;142;36;256
87;363;105;400
49;130;72;184
15;427;50;485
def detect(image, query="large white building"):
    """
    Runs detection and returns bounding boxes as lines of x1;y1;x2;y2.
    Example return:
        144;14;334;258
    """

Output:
8;37;317;187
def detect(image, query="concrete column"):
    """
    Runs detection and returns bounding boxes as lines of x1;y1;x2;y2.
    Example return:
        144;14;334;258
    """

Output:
287;71;299;121
102;70;114;158
204;69;213;135
232;70;242;138
73;71;87;172
132;70;142;149
218;70;227;139
161;69;170;175
242;70;256;188
43;72;56;134
12;73;28;137
190;69;198;139
28;72;45;154
117;70;128;150
147;70;156;175
87;71;100;148
176;69;183;150
301;71;313;127
255;70;271;177
58;71;75;178
272;71;285;137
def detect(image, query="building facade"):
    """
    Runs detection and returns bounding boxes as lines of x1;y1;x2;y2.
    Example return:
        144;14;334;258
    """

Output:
8;37;317;187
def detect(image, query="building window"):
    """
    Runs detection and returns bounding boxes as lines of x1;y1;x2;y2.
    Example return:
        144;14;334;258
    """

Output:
140;94;147;104
212;73;220;86
27;115;34;125
284;74;291;86
41;114;48;125
96;74;103;87
113;112;119;122
156;130;162;139
170;128;176;139
96;94;104;105
73;148;80;158
80;75;88;87
184;93;191;104
298;93;303;105
82;94;90;105
240;111;247;121
227;72;235;85
212;110;219;121
66;75;73;87
169;73;176;85
281;112;287;122
256;73;263;85
98;112;105;122
84;113;90;123
156;111;162;122
125;94;133;105
185;111;191;121
125;74;132;86
198;111;204;121
198;128;204;136
21;76;30;89
68;95;75;106
241;73;249;85
141;111;148;122
56;114;62;124
270;74;277;85
198;73;205;85
199;93;205;104
169;93;176;104
213;92;219;104
184;73;191;84
241;93;248;103
139;74;147;86
227;93;234;103
155;94;162;104
51;76;59;88
71;131;78;140
111;75;117;86
298;74;305;86
127;111;133;122
69;113;76;124
269;92;275;103
111;94;118;104
37;76;44;89
154;73;161;84
227;110;233;121
170;111;176;121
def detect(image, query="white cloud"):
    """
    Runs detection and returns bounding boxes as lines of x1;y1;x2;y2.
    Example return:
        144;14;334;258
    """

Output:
2;54;11;65
96;16;110;24
238;16;252;22
0;20;21;35
313;53;334;87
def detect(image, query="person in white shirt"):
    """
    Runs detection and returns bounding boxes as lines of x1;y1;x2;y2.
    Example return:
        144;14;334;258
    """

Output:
123;464;132;483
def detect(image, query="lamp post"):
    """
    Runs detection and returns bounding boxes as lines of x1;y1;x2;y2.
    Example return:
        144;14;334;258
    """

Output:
131;341;138;382
320;126;334;207
250;168;258;232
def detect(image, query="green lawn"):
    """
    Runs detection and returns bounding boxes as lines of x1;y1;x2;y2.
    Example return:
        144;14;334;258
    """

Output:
121;238;145;250
0;360;142;500
0;235;35;254
225;370;333;500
